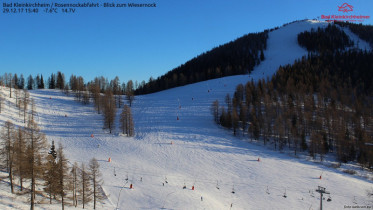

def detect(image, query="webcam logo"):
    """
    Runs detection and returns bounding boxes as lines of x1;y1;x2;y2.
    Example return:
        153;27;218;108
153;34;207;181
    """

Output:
338;3;353;13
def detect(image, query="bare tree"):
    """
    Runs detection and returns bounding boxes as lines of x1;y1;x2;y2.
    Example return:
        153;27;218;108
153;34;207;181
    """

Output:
125;80;134;106
103;89;116;133
1;121;15;193
71;162;78;207
24;107;47;210
22;90;29;123
79;163;92;209
89;81;101;114
120;105;134;136
110;76;122;108
211;100;220;124
44;145;58;204
56;143;69;210
89;158;104;209
14;127;26;191
7;73;13;98
0;93;3;114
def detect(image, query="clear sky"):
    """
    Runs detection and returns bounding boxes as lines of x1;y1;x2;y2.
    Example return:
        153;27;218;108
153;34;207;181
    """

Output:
1;0;372;84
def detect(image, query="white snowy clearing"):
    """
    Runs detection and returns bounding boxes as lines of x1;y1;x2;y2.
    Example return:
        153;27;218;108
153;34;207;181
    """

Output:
0;20;372;210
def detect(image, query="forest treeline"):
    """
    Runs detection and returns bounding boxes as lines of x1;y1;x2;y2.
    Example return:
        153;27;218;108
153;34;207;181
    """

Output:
214;50;373;168
135;32;268;95
0;72;135;136
335;21;373;48
0;90;104;209
298;24;353;53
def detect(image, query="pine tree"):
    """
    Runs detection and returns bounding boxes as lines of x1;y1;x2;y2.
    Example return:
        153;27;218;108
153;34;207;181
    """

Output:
44;150;58;204
49;73;56;89
48;141;57;159
40;74;44;89
27;75;34;90
260;49;265;61
18;74;25;89
56;71;65;89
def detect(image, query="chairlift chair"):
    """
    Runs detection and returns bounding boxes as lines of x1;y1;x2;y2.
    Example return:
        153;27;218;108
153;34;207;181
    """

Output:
327;195;332;202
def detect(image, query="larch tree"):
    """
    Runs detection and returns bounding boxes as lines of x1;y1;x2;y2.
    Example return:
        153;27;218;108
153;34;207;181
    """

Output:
8;73;13;98
1;121;15;193
14;127;26;191
120;104;134;136
56;143;69;210
125;80;134;107
44;141;58;204
24;105;47;210
110;76;121;108
89;158;104;209
211;100;219;124
79;163;92;209
103;89;116;133
232;107;239;136
71;162;79;207
89;79;102;114
22;90;29;123
0;93;3;114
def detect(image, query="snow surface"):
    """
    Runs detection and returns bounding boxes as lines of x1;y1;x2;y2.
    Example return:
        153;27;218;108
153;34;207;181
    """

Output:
1;20;372;209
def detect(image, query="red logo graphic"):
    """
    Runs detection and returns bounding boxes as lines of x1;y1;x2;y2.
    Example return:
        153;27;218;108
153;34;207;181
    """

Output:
338;3;353;12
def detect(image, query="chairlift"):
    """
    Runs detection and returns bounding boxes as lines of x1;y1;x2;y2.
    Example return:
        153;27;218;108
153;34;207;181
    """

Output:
216;181;220;190
327;195;332;202
310;190;315;197
114;167;116;176
266;186;270;195
283;189;287;198
231;185;235;194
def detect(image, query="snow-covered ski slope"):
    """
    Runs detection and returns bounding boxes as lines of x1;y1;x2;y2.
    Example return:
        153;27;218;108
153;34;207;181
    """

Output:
1;20;372;209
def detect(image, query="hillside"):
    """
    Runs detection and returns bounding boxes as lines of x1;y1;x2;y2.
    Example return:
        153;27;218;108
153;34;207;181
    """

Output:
0;20;372;209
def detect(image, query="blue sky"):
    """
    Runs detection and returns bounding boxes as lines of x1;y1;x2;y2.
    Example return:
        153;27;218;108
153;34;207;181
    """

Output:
1;0;372;84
